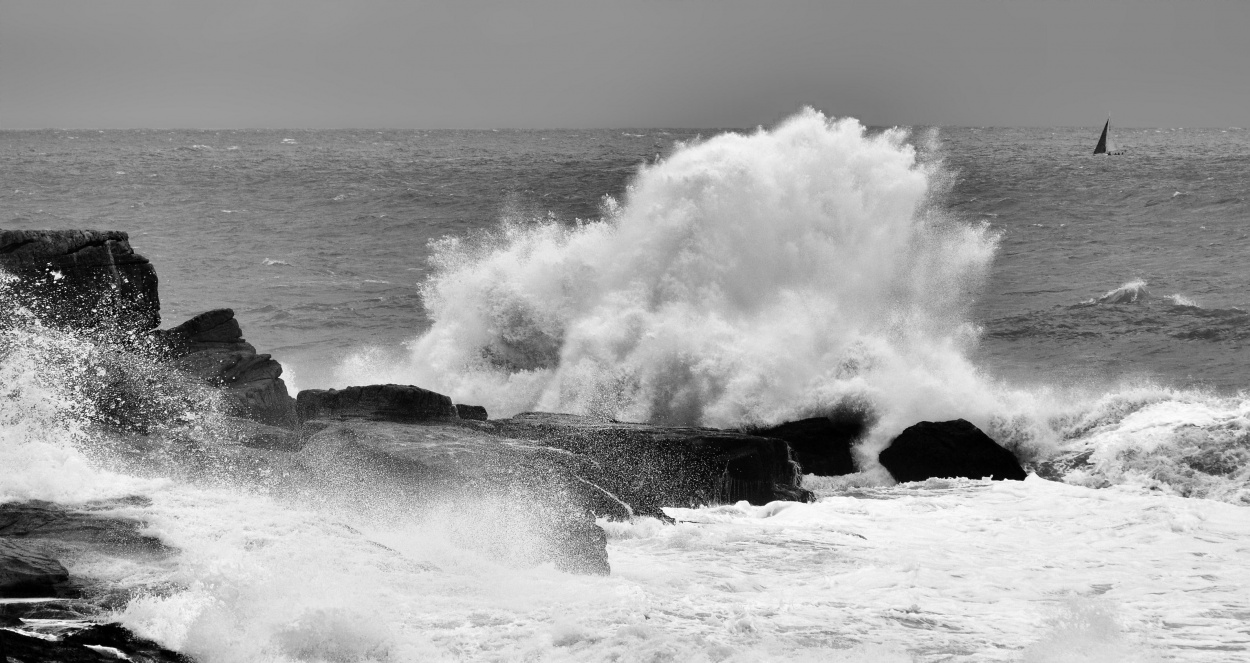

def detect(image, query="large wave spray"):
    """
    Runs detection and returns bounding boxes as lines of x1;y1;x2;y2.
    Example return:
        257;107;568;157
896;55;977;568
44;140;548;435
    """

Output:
339;110;1002;444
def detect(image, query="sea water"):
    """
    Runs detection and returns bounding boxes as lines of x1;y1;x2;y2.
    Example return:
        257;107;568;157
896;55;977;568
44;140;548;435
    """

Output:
1;111;1249;661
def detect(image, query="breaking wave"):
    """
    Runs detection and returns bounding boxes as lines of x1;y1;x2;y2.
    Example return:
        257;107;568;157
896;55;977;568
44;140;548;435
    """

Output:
331;110;1250;501
338;110;1006;452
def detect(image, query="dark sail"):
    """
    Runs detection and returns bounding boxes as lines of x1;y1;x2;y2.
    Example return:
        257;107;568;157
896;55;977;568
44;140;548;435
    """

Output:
1094;119;1109;154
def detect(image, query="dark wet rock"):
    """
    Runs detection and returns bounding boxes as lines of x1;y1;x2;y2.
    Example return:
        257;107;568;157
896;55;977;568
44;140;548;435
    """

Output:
0;598;101;622
0;500;172;559
483;412;813;506
455;403;489;421
0;539;75;598
156;308;296;426
292;420;614;574
0;229;160;335
752;414;864;476
296;384;459;423
0;622;192;663
879;419;1027;483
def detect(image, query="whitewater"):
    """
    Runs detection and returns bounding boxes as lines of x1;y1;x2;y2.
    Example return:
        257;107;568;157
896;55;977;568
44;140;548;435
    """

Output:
3;111;1250;660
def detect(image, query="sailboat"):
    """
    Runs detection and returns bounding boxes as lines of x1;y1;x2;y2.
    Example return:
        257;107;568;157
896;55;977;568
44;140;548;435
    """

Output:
1094;116;1125;155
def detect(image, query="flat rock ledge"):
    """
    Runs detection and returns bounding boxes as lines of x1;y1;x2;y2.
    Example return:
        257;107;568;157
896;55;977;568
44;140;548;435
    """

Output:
296;384;459;423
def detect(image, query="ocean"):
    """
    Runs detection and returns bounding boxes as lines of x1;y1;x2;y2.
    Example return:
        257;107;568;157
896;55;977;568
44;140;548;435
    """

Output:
2;111;1249;660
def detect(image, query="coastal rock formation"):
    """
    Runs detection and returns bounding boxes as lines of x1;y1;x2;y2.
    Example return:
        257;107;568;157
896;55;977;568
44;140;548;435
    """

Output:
0;499;187;661
0;229;160;335
878;419;1027;483
0;539;74;598
455;403;489;421
293;420;614;574
295;383;458;423
752;414;863;476
0;623;193;663
483;412;813;506
155;308;297;426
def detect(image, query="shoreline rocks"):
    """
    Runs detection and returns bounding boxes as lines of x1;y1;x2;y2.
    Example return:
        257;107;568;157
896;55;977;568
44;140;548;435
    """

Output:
481;412;814;506
296;383;458;423
0;229;160;336
155;308;297;427
878;419;1027;483
752;414;863;477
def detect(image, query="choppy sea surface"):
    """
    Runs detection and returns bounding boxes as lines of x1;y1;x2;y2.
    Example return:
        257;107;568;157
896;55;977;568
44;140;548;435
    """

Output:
2;113;1249;661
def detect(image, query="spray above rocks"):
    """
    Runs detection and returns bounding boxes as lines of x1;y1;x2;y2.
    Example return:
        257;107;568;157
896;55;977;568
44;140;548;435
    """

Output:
343;109;999;441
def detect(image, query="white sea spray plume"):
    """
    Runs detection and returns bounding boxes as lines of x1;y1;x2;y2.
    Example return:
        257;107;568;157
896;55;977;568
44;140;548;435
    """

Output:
338;109;1032;464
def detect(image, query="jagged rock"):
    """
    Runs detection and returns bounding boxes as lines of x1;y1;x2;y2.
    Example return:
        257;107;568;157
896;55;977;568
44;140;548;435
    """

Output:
483;412;813;506
293;420;613;574
0;539;75;598
0;229;160;335
0;622;192;663
878;419;1027;483
753;414;863;476
156;308;296;426
296;384;459;423
455;403;489;421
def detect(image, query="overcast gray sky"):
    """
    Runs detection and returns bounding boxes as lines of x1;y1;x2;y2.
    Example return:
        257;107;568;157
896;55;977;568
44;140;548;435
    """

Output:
2;0;1247;129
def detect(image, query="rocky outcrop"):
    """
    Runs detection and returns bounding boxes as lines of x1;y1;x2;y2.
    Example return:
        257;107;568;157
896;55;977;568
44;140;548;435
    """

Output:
295;383;458;423
0;499;187;661
455;403;489;421
483;412;813;506
0;539;74;598
752;414;863;476
0;229;160;336
292;420;614;574
155;308;296;426
0;623;193;663
878;419;1027;483
0;499;173;559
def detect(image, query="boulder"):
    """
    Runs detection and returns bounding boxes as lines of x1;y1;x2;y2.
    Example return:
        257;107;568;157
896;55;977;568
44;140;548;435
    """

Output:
291;420;614;574
483;412;813;506
753;414;863;476
878;419;1027;483
295;384;459;423
0;229;160;336
156;308;296;426
0;539;75;598
455;403;489;421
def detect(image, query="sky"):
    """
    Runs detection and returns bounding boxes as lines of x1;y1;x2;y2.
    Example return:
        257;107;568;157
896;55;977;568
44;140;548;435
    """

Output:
2;0;1248;129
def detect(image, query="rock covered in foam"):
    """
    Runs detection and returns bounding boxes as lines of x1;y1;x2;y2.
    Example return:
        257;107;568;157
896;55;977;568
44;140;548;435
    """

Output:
294;419;613;574
295;384;459;423
155;308;296;426
0;229;160;335
878;419;1026;483
484;412;813;506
